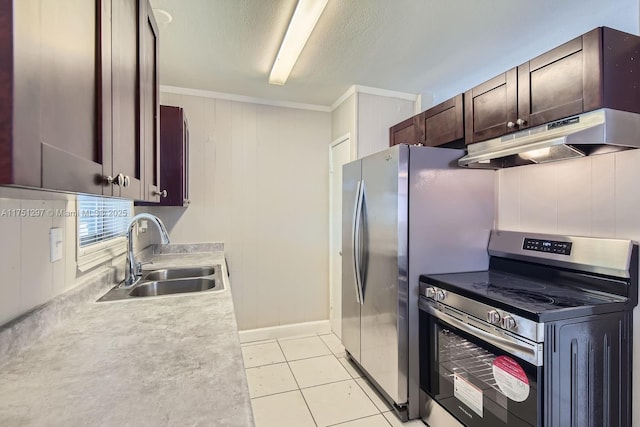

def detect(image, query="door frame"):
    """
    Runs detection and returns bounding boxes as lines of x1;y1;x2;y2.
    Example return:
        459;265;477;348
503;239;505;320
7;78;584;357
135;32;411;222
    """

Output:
329;133;352;337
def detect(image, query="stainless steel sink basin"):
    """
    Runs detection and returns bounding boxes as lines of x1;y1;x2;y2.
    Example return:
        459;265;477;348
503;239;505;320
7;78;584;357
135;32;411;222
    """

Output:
97;264;223;302
129;278;218;297
141;267;216;281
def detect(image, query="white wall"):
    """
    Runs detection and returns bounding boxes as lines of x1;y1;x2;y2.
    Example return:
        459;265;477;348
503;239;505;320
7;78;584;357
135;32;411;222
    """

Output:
143;92;331;331
496;149;640;425
330;89;416;160
357;93;415;158
331;92;356;144
0;188;112;325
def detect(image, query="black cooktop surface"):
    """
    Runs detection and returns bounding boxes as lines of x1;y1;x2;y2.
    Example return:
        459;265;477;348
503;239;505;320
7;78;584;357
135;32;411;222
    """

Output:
420;270;628;322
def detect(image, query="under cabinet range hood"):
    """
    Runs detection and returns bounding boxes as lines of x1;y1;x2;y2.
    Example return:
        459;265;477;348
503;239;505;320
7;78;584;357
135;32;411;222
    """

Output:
458;108;640;169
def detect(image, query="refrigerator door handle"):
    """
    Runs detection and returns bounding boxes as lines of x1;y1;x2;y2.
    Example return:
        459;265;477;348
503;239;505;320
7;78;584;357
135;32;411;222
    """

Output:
359;180;367;303
352;180;363;304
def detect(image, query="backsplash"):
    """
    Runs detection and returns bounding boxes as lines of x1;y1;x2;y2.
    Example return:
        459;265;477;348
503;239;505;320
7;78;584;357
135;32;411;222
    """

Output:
497;148;640;241
0;187;129;326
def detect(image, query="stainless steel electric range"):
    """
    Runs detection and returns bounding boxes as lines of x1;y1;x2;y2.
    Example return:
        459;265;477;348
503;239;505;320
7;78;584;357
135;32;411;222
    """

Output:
418;230;638;427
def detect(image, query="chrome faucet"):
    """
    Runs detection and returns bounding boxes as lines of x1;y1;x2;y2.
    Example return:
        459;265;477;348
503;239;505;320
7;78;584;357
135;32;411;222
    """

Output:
123;213;170;287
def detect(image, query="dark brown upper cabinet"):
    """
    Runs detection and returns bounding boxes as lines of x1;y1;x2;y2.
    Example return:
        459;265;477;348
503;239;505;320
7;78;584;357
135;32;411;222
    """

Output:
464;69;518;144
389;116;419;147
419;94;464;147
140;1;161;202
0;0;159;201
138;105;190;207
2;0;108;194
465;27;640;145
390;95;465;148
112;0;143;199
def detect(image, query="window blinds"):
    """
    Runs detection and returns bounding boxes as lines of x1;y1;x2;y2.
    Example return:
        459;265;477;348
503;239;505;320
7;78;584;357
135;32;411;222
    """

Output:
77;195;132;248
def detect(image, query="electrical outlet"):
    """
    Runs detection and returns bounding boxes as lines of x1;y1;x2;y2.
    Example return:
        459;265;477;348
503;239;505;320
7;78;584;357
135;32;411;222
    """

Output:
49;227;63;262
135;220;148;237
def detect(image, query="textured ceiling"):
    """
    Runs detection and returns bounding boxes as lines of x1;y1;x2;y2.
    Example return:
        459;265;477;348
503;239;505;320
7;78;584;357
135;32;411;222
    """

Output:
149;0;638;107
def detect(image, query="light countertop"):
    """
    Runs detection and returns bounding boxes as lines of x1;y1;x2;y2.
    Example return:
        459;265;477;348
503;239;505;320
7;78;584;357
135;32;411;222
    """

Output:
0;251;254;427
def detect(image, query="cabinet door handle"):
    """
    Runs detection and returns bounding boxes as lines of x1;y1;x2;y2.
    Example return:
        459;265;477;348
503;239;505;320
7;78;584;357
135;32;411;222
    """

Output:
105;173;126;186
516;118;526;126
507;121;516;128
122;175;130;187
152;189;167;197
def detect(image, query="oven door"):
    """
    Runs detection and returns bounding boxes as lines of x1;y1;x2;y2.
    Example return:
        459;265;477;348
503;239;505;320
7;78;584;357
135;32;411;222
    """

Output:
419;298;542;427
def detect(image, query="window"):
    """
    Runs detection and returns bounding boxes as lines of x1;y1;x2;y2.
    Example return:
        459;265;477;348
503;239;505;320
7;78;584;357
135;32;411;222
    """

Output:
76;195;132;271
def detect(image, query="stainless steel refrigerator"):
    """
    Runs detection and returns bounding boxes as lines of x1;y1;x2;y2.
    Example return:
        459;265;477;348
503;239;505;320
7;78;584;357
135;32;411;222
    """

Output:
341;144;494;420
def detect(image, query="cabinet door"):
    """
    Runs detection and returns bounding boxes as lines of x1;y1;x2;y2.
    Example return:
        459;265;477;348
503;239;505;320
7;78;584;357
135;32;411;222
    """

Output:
136;105;190;207
111;0;142;199
389;116;420;146
519;30;601;129
140;0;160;202
181;113;190;206
422;94;464;147
464;69;518;144
11;0;109;194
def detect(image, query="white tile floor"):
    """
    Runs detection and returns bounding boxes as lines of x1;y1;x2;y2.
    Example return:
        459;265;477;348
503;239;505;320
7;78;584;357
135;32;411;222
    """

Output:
241;333;425;427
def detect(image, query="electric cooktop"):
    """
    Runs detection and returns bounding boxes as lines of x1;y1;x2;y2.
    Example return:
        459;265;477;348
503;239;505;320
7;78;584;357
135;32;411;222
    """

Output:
421;269;629;322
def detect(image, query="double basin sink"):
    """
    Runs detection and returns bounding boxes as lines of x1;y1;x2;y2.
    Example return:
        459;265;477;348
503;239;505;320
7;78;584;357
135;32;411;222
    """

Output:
97;265;223;302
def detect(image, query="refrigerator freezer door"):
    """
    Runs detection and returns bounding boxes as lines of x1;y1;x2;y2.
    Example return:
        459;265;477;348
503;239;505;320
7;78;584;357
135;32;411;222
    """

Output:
360;145;409;405
342;159;362;363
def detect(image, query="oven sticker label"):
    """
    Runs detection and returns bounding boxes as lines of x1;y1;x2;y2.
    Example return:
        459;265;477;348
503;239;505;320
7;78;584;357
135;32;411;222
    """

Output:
492;355;530;402
454;373;483;417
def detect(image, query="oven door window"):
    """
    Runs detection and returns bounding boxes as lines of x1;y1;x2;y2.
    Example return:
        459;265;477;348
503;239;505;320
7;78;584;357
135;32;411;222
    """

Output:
421;310;541;427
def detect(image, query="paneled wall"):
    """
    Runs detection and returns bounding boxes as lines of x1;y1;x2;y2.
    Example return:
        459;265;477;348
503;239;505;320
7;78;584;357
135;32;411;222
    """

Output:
356;93;415;158
496;148;640;425
143;92;332;331
330;89;416;159
0;188;85;325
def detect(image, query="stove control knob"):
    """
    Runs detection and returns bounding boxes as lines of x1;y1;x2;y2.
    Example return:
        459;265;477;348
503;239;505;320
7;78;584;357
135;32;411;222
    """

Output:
487;310;501;325
435;289;446;302
424;287;436;299
502;315;517;330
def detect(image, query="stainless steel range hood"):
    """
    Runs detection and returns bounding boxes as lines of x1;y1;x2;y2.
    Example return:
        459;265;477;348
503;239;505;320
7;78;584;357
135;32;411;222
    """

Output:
458;109;640;169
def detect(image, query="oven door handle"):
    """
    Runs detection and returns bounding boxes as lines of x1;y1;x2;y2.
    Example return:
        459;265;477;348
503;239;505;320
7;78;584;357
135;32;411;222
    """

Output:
424;303;543;366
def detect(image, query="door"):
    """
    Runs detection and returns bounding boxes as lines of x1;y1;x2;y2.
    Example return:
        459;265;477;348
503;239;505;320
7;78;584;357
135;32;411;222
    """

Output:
13;0;109;194
419;304;541;427
141;0;160;202
390;115;420;146
111;0;142;199
360;145;407;404
520;30;600;128
464;69;518;144
330;135;351;338
422;94;464;147
342;159;362;363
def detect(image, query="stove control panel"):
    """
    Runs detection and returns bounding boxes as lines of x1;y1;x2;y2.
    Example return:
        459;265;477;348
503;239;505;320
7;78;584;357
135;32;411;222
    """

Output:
523;237;572;255
419;280;542;342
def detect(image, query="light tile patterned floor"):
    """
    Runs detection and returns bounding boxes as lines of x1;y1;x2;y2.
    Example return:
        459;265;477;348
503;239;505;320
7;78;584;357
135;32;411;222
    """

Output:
242;332;426;427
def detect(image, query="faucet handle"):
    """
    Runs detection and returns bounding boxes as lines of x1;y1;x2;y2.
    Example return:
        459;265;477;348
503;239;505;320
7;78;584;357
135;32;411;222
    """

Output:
136;261;153;274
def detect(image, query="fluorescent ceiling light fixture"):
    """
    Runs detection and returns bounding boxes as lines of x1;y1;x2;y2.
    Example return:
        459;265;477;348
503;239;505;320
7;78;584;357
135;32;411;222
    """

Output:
269;0;329;85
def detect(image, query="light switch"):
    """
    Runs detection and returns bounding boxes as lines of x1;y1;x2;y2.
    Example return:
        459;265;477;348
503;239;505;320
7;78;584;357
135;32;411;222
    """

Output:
49;227;63;262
